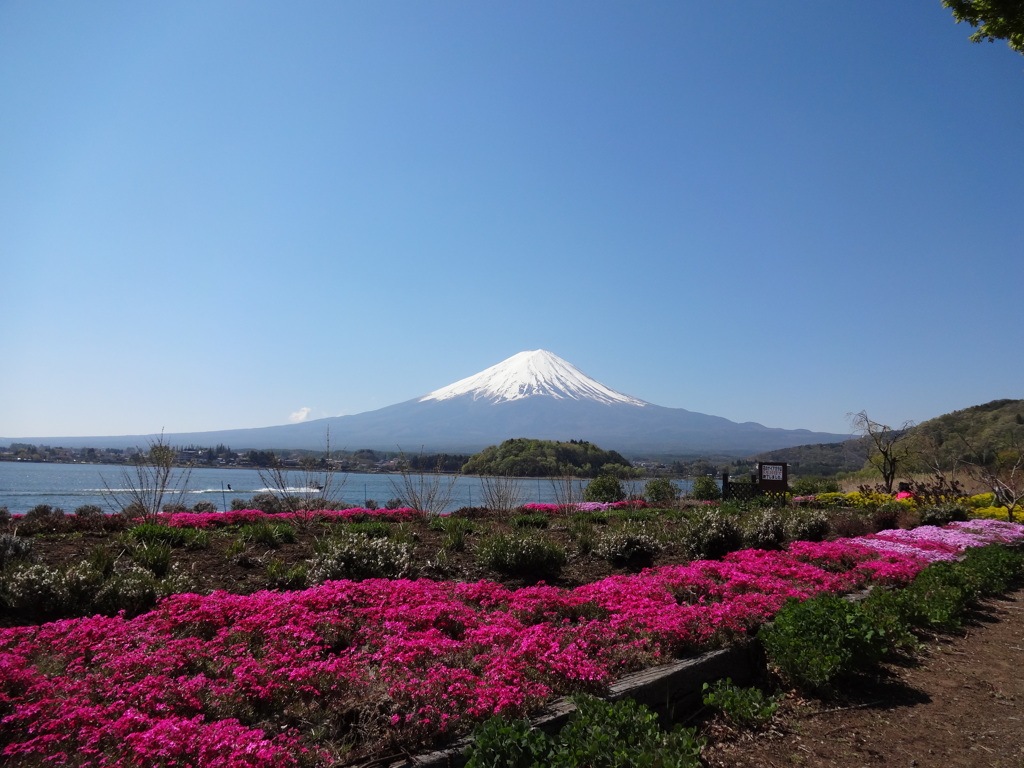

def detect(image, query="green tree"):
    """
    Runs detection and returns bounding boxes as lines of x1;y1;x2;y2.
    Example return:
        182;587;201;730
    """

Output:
583;475;625;503
644;478;678;505
941;0;1024;54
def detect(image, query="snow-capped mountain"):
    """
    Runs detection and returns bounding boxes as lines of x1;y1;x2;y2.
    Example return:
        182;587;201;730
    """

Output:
2;350;852;455
420;350;647;406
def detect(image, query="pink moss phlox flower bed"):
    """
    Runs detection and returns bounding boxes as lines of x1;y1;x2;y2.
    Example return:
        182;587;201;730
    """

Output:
2;520;1022;766
156;507;425;528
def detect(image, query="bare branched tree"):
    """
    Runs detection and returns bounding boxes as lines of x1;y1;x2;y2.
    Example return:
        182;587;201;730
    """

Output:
549;465;584;508
848;411;916;494
477;474;524;514
256;429;348;522
387;448;457;516
102;432;193;520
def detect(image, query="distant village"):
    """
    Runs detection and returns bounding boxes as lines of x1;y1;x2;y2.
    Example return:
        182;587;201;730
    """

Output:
0;441;712;476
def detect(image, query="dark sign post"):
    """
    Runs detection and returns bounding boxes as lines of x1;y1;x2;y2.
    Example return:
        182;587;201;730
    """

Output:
757;462;788;494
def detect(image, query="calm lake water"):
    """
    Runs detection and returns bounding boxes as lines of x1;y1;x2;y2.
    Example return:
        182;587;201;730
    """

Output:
0;462;679;515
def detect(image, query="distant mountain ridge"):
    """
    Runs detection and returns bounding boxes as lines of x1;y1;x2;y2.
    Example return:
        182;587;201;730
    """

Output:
0;350;851;456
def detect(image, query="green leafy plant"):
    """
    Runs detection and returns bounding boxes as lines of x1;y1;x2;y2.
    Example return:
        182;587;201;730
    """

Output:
237;521;297;548
308;531;413;582
701;678;781;728
0;533;34;570
680;511;742;560
742;509;786;551
760;593;889;691
583;475;626;504
595;527;663;566
476;533;567;580
644;478;678;505
690;476;721;502
129;541;173;578
509;513;550;530
464;694;704;768
783;509;830;543
918;502;969;526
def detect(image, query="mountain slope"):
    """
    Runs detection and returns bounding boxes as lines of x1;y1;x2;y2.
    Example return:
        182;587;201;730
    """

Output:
0;350;851;455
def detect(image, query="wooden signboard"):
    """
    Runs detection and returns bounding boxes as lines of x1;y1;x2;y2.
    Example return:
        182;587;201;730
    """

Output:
757;462;788;494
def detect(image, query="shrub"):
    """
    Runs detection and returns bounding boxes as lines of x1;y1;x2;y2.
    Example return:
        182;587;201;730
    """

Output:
2;564;72;616
960;543;1024;596
701;678;781;727
248;492;286;515
584;475;626;504
551;693;705;768
24;504;63;521
308;531;413;582
784;509;830;543
690;476;721;502
681;511;743;560
74;504;105;519
476;533;567;580
644;478;678;505
742;509;786;550
760;593;889;691
192;501;218;514
918;502;970;526
464;694;705;768
898;561;977;632
595;528;663;566
94;563;160;617
0;533;34;569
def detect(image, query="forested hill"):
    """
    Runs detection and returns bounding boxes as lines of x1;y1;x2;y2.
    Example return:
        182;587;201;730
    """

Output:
749;437;871;477
461;438;636;478
752;399;1024;477
909;399;1024;465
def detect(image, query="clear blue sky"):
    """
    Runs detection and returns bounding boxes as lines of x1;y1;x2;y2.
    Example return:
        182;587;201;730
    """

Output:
2;1;1022;441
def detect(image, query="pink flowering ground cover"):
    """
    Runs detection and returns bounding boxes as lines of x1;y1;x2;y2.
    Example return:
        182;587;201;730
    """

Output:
2;520;1022;766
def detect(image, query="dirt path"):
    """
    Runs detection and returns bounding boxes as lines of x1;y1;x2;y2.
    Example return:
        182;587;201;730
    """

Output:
704;587;1024;768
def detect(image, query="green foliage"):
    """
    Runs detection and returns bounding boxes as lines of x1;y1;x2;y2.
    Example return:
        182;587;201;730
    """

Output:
308;531;413;582
680;511;743;560
126;522;210;550
689;476;721;502
783;509;831;543
343;521;392;539
462;438;638;479
266;557;309;589
583;475;626;503
701;678;781;728
788;476;841;496
942;0;1024;53
742;509;786;551
129;541;173;578
643;478;678;504
918;502;969;526
237;521;298;548
430;515;476;551
595;527;663;566
760;594;889;691
476;532;567;579
0;533;34;569
960;543;1024;596
464;694;705;768
509;513;550;530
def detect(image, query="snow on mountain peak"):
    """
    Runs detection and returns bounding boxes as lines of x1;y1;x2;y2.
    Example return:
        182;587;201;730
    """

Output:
419;350;648;407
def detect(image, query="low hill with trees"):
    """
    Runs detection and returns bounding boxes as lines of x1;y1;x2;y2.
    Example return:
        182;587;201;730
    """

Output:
461;438;638;478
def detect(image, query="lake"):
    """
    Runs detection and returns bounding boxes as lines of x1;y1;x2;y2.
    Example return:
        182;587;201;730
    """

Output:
0;462;680;515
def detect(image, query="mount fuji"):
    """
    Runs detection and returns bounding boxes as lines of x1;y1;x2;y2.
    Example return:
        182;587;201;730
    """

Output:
3;350;851;456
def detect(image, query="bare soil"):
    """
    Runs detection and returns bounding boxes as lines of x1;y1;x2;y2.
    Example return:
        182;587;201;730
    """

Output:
702;587;1024;768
